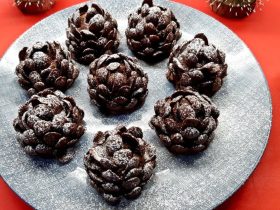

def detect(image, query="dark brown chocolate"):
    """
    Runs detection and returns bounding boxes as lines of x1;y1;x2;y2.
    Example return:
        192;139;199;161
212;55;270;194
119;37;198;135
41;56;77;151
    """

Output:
167;33;227;96
84;125;156;204
125;0;181;61
15;41;79;96
87;53;148;114
66;3;120;65
13;89;85;163
150;88;219;155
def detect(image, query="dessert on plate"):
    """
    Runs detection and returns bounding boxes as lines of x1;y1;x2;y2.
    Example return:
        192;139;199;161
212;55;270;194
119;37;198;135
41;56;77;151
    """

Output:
167;33;227;96
13;89;85;163
87;53;148;114
150;88;219;154
84;125;156;204
66;3;120;65
126;0;181;61
15;41;79;96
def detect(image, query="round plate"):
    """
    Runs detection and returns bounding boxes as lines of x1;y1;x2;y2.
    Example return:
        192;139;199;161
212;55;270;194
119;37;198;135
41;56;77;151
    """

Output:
0;0;272;209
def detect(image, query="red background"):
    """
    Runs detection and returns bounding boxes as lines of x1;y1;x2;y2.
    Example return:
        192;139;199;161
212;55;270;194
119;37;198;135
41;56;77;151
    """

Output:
0;0;279;209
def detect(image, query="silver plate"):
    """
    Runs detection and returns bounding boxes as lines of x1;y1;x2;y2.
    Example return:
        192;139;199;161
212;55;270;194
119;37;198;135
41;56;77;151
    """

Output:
0;0;272;209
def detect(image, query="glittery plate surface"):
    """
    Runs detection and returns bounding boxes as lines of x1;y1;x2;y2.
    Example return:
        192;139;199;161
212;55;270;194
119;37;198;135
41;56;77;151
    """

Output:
0;0;272;209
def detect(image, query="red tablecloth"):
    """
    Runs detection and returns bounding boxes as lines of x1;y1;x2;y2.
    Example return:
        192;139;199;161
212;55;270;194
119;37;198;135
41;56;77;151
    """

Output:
0;0;279;209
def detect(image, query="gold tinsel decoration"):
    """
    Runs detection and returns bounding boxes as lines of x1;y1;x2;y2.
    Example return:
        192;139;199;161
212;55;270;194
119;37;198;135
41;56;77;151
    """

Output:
15;0;56;13
210;0;266;18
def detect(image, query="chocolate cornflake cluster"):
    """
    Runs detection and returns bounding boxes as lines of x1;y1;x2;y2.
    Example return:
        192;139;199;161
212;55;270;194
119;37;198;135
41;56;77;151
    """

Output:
126;0;181;60
15;41;79;96
150;88;219;155
66;3;120;65
84;125;156;204
13;89;85;163
87;53;148;114
167;33;227;96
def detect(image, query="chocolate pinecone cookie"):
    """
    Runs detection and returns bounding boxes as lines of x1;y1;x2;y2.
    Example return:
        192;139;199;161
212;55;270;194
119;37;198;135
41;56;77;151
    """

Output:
87;53;148;114
84;125;156;204
15;41;79;96
167;33;228;96
149;88;219;154
126;0;181;60
66;3;119;65
13;89;85;163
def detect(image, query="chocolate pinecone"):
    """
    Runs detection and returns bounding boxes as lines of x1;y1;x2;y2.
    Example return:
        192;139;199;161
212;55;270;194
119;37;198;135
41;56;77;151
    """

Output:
87;53;148;114
149;88;219;155
13;89;85;163
84;125;156;204
66;3;119;65
167;33;228;96
15;41;79;96
126;0;181;60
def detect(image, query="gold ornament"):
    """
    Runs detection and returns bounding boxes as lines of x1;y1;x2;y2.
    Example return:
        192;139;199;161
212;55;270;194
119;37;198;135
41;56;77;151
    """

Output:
15;0;56;13
209;0;259;18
